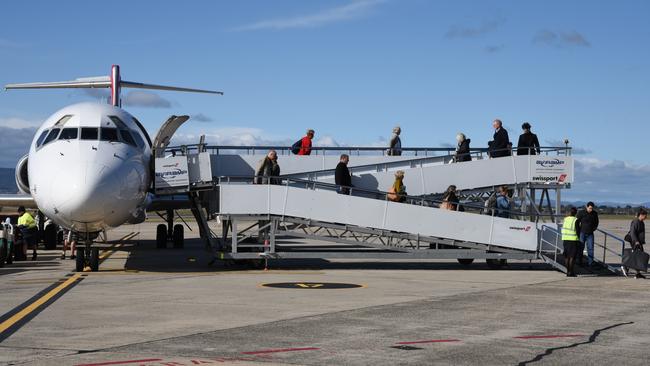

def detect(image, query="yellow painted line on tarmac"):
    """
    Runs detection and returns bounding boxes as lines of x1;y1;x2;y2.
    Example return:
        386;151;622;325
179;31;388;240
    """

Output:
0;273;82;334
98;232;138;260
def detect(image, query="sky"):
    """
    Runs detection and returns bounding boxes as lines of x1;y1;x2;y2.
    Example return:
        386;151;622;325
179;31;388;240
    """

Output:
0;0;649;203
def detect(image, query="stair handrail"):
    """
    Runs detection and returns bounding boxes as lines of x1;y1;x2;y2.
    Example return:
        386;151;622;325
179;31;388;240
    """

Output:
218;175;555;221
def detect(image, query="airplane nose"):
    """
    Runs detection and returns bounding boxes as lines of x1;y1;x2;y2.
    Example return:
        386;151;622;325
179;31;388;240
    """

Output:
51;162;116;224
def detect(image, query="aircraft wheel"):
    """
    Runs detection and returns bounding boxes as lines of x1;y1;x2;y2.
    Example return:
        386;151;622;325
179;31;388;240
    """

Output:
89;248;99;272
457;258;474;266
43;224;57;250
486;258;507;269
172;224;184;249
156;224;167;249
76;249;86;272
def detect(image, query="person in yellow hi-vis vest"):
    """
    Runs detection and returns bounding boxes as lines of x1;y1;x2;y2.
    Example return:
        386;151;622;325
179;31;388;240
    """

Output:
17;206;38;261
562;207;582;277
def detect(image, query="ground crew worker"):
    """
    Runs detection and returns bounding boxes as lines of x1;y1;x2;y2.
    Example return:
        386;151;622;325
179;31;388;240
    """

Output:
562;207;581;277
17;206;38;261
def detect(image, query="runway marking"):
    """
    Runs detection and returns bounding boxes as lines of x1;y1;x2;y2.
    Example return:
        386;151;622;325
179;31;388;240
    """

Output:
99;232;138;261
396;339;461;345
261;282;365;289
514;334;584;340
241;347;321;355
0;273;84;342
75;359;163;366
0;232;136;342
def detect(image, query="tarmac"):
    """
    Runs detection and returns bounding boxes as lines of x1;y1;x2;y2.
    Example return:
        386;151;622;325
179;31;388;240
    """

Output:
0;219;648;366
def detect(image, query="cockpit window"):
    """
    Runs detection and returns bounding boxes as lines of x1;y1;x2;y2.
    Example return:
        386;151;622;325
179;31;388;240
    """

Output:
42;128;61;146
108;116;127;129
54;115;73;127
131;130;145;148
100;127;119;142
81;127;99;140
119;130;136;146
36;130;49;147
58;128;78;140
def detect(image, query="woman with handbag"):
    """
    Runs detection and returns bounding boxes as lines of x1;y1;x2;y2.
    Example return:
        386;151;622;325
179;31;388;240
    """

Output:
622;208;648;279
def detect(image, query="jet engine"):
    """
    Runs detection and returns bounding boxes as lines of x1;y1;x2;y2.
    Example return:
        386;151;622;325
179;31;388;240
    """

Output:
15;154;30;194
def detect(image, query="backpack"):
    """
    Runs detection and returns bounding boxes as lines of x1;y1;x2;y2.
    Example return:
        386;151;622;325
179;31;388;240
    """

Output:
291;139;302;154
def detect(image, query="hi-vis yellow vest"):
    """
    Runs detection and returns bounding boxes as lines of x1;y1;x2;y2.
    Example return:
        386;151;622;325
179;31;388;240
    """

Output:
562;216;579;241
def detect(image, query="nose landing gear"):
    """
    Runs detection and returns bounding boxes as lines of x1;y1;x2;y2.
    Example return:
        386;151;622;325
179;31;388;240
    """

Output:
75;234;101;272
155;209;185;249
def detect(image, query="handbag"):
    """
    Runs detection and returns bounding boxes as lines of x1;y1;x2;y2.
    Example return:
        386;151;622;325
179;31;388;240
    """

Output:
625;232;632;243
622;247;649;272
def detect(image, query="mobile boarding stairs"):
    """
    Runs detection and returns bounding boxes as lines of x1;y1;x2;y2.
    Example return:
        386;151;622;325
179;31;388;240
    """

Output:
154;144;625;275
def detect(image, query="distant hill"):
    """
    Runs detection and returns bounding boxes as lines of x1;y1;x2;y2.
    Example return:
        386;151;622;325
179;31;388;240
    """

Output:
0;168;17;194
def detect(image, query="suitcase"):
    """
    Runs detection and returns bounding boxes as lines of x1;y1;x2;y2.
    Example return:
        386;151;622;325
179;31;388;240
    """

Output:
622;248;650;272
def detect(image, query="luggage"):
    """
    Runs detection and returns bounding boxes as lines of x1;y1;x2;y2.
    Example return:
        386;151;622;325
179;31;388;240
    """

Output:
622;247;649;272
291;139;302;155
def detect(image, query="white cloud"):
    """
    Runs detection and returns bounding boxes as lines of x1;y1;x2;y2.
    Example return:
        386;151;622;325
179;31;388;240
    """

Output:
445;17;506;39
0;116;42;129
533;29;591;48
565;157;650;204
0;126;36;167
231;0;385;31
123;91;173;108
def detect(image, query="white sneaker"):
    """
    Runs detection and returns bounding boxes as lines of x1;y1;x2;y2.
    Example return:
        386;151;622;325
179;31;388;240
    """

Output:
621;266;628;277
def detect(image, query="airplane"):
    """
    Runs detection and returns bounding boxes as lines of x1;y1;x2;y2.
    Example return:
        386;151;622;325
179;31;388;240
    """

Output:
0;65;222;271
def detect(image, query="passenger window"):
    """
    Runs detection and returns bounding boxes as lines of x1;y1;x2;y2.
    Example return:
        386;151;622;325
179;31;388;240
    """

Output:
58;128;78;140
131;130;145;148
42;128;61;146
36;130;49;147
81;127;99;140
100;127;119;142
119;130;136;146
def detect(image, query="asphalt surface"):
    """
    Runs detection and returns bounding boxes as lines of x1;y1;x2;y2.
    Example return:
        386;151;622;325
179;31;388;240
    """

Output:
0;220;647;366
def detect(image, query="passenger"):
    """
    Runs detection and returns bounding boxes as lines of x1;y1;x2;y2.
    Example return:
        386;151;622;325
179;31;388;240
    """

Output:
576;201;599;267
622;208;647;279
16;206;38;261
495;186;511;218
561;207;581;277
297;129;315;155
388;126;402;156
61;229;77;260
516;122;541;155
387;170;407;202
254;150;281;185
335;154;353;195
454;133;472;162
441;185;459;211
488;119;510;158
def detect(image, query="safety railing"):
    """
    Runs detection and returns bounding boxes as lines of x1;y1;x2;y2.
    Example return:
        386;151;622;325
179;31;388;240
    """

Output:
218;175;552;222
593;229;625;273
539;225;563;265
166;144;572;158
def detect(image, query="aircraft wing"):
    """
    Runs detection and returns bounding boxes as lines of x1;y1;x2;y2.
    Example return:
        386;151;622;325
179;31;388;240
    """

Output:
0;194;37;209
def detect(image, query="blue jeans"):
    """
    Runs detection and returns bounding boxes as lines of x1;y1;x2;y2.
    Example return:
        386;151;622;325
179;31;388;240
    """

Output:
580;232;595;265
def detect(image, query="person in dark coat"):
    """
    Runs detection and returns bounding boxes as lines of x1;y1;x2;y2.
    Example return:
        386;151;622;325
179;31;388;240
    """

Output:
488;119;510;158
254;150;280;185
516;122;541;155
622;208;647;279
576;201;599;266
334;154;352;195
454;133;472;162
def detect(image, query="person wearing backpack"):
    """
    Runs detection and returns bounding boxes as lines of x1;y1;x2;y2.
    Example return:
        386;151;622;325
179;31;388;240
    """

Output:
292;129;314;155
